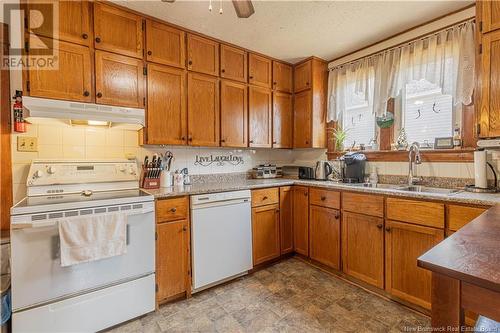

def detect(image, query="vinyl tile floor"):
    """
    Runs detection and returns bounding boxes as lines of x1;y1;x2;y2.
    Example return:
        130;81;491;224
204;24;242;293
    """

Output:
106;258;430;333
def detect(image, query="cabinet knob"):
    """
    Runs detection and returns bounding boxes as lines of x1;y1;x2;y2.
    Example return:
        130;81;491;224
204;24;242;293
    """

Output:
96;92;103;98
385;227;391;232
249;140;254;144
377;224;383;229
220;139;226;143
276;209;280;213
181;136;186;141
188;60;193;65
82;33;88;39
334;212;340;219
170;207;177;213
304;191;308;196
221;69;225;73
305;140;309;145
249;75;253;79
273;82;277;85
272;141;277;144
306;82;309;86
95;37;101;43
188;137;193;142
83;91;90;97
262;196;268;200
147;50;152;56
182;226;187;232
320;196;326;201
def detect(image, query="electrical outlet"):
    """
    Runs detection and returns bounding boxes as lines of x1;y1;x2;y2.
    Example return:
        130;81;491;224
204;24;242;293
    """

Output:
17;136;38;152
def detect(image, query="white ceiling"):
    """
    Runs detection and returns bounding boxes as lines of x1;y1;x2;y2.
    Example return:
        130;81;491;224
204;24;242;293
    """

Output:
117;0;473;64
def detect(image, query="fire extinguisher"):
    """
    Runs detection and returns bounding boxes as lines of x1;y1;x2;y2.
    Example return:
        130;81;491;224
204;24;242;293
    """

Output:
13;90;26;133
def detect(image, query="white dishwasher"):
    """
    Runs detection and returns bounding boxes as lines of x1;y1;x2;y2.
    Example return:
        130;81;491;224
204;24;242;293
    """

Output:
191;190;253;292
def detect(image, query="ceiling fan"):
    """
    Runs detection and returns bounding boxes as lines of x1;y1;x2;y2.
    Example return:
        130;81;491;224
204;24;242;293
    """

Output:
160;0;255;18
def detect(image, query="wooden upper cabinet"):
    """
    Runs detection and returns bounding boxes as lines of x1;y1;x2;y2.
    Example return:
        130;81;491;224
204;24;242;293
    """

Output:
93;3;143;59
27;38;92;102
342;211;384;289
482;1;500;33
249;53;272;88
309;205;341;270
187;73;220;146
220;80;248;147
95;50;145;108
385;220;444;310
146;20;185;68
478;29;500;137
273;92;293;148
293;186;309;256
272;61;292;93
146;64;186;145
220;44;247;82
187;34;219;76
252;204;281;265
294;60;311;92
279;186;293;255
249;86;272;148
27;0;92;46
293;89;312;148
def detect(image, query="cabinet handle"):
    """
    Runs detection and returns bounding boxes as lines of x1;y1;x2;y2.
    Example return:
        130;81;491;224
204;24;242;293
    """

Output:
276;209;280;213
334;212;340;219
273;82;277;85
249;140;254;144
96;92;102;98
262;196;268;200
272;141;277;144
306;82;309;86
170;207;177;213
95;37;101;43
82;33;88;39
221;69;225;73
305;140;309;145
385;227;391;232
320;196;326;201
188;60;193;65
249;75;254;79
182;226;187;232
220;139;226;143
147;50;152;56
188;137;193;142
377;224;383;229
304;191;308;196
181;136;186;141
83;91;90;97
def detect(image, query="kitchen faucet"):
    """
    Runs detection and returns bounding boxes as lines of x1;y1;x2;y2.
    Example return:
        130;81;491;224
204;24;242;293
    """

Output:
408;142;422;186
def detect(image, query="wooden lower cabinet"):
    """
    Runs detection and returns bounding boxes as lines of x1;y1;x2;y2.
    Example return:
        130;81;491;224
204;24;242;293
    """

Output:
385;220;444;310
309;205;340;270
156;219;190;303
252;204;280;265
342;212;384;288
279;187;293;255
293;186;309;256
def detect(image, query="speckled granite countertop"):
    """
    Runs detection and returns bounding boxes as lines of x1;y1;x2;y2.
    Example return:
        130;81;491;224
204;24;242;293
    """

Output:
146;178;500;206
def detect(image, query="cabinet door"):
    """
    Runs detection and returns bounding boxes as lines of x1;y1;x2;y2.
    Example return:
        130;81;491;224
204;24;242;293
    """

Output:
147;64;186;145
146;20;185;68
479;30;500;137
272;61;292;93
294;60;311;92
220;80;247;147
187;73;220;146
94;2;143;58
95;50;145;108
293;89;312;148
249;53;272;88
252;204;280;265
273;92;293;148
342;212;384;288
220;44;247;82
249;86;272;148
293;186;309;256
279;186;293;255
309;205;340;269
27;0;92;46
187;34;219;76
28;38;92;102
385;220;444;310
156;219;189;302
447;205;487;232
482;1;500;33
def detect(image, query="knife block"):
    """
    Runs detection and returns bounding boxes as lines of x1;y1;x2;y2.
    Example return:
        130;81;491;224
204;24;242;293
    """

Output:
140;165;160;189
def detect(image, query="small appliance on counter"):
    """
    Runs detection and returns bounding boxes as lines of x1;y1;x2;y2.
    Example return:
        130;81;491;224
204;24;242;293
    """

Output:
252;164;282;179
465;148;498;193
340;152;366;183
298;166;315;180
315;161;333;181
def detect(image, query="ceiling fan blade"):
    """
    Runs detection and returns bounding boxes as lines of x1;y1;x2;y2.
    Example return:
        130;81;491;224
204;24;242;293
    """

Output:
232;0;255;18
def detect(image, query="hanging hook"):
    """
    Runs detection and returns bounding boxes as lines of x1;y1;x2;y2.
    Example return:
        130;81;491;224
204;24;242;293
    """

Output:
432;102;440;114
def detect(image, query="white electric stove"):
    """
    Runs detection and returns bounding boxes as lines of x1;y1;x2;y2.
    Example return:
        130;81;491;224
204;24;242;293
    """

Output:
10;160;156;333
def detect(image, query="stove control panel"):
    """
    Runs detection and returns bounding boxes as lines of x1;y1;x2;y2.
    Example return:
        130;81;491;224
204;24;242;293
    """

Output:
27;160;139;187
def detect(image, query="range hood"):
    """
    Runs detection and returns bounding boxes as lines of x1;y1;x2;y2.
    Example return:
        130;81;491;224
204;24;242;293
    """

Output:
23;96;145;130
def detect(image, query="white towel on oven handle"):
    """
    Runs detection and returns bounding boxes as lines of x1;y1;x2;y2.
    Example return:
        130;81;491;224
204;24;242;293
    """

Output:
58;213;128;267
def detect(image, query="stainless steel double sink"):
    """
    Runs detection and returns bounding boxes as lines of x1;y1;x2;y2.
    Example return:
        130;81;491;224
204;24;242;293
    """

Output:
348;182;459;195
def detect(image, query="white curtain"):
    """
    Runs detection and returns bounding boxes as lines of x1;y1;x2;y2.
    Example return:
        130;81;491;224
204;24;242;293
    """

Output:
327;20;475;122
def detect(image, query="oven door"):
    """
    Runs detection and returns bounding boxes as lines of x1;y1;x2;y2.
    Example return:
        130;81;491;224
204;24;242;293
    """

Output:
10;201;155;311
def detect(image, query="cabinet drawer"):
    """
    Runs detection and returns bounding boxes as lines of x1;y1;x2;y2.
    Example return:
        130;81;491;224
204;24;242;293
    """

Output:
386;198;444;228
309;188;340;209
251;188;279;207
156;197;189;223
343;192;384;217
447;205;487;231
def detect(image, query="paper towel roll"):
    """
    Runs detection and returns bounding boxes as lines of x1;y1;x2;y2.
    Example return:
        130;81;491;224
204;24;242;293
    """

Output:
474;150;488;188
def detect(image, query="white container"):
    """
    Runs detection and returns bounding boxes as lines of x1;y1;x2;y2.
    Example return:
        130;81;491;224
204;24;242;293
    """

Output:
474;150;488;189
160;171;173;188
174;173;184;187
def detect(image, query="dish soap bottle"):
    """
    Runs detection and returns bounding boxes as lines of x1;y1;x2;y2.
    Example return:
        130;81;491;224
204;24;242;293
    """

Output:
453;124;461;149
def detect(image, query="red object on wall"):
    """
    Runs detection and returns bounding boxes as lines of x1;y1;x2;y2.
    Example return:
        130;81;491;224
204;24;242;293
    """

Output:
13;91;26;133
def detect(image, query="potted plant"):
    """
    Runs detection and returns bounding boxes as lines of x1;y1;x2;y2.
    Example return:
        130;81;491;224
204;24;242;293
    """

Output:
332;128;348;152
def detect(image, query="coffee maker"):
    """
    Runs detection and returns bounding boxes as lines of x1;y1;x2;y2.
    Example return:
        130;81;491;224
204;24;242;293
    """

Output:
340;152;366;183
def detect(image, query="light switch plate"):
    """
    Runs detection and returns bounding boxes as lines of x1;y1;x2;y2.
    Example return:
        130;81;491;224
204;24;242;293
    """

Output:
17;136;38;152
